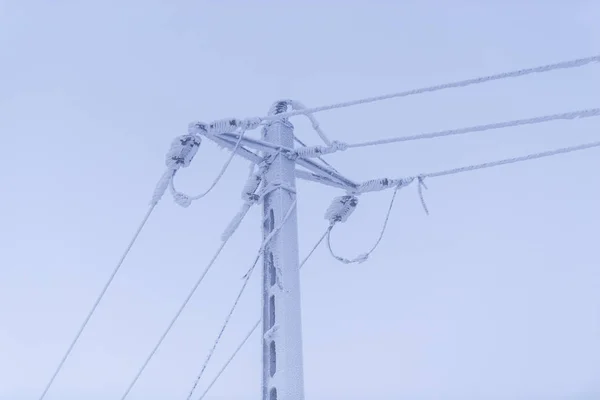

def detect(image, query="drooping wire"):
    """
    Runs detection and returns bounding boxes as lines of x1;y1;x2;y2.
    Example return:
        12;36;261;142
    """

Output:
321;139;600;263
37;205;157;400
326;182;408;265
195;227;330;400
186;200;298;400
169;128;248;206
259;55;600;122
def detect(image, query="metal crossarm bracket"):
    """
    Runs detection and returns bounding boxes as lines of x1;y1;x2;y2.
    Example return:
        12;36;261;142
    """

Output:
203;132;359;191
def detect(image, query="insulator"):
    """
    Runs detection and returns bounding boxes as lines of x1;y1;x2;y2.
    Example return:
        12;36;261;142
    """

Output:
208;118;240;134
269;100;290;115
325;195;359;224
165;134;202;168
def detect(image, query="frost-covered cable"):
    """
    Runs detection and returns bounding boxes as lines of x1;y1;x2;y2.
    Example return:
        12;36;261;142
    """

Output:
420;140;600;180
36;206;156;400
118;200;257;400
168;124;249;208
186;200;298;400
188;138;600;399
260;54;600;121
195;227;330;400
325;179;413;265
354;139;600;216
288;100;331;145
346;108;600;150
291;108;600;158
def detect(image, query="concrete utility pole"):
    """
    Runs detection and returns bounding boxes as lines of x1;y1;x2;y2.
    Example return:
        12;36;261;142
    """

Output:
260;101;305;400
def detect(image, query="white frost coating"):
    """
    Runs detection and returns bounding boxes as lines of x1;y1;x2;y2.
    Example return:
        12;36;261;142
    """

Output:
288;100;331;145
261;109;305;400
190;117;262;135
355;177;402;193
222;162;265;241
293;140;348;158
166;135;202;168
171;190;192;208
221;202;252;241
324;195;359;224
263;324;280;341
151;134;202;206
150;169;176;206
242;172;262;202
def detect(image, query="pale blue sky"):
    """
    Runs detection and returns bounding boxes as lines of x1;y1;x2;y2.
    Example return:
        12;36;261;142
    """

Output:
1;1;599;399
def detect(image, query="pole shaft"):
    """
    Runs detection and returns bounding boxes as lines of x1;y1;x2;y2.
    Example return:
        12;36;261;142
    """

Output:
261;102;305;400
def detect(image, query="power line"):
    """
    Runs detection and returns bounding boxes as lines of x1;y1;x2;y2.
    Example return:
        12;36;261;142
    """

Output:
37;49;599;394
195;227;330;400
259;55;599;121
347;108;600;150
119;159;282;400
37;205;156;400
420;139;600;180
37;127;245;399
117;204;255;400
319;139;600;261
190;138;600;400
293;108;600;159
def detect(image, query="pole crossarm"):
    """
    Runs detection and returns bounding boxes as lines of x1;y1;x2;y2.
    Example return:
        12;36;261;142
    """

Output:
201;132;359;191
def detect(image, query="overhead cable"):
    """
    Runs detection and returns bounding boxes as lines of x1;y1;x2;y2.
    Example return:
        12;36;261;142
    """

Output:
419;139;600;180
36;206;156;400
293;108;600;158
39;127;223;400
192;138;600;399
119;155;277;400
260;55;600;122
323;139;600;264
364;139;600;217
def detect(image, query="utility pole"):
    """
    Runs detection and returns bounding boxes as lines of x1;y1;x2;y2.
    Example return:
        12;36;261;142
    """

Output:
199;100;356;400
261;101;305;400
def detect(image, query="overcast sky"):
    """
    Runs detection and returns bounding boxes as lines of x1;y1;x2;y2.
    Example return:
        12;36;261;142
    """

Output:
1;1;599;399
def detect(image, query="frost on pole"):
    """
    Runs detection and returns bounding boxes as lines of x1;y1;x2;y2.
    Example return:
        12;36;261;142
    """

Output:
261;102;305;400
